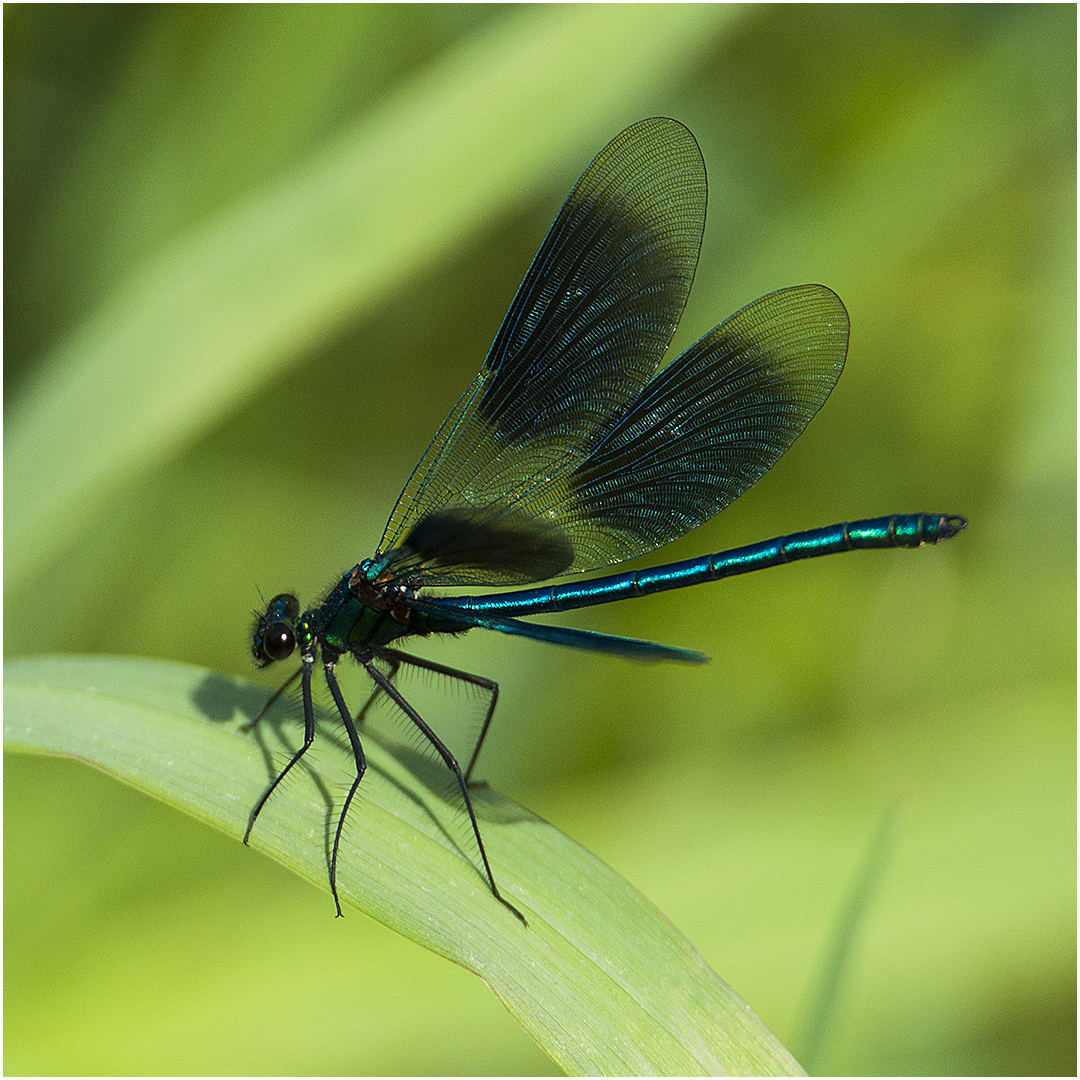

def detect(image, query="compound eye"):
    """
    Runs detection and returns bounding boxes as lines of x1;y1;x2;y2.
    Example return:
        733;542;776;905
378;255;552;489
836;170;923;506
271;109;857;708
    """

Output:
261;621;296;663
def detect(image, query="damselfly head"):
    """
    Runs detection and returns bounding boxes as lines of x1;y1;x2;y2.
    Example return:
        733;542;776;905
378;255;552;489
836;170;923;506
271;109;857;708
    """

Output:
252;593;300;667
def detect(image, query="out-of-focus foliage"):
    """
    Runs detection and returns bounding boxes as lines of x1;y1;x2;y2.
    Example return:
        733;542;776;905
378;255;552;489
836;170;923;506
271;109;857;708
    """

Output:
6;5;1074;1075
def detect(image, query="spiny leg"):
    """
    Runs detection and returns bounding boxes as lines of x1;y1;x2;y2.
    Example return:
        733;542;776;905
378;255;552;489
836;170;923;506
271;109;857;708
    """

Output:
323;659;366;918
244;660;315;845
363;658;526;926
376;647;499;783
351;655;402;724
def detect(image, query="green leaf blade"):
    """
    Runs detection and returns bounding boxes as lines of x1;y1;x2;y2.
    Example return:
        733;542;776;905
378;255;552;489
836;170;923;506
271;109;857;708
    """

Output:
5;653;802;1076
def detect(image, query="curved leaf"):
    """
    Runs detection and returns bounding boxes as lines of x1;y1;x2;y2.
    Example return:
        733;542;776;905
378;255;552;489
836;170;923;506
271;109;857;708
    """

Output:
5;653;803;1077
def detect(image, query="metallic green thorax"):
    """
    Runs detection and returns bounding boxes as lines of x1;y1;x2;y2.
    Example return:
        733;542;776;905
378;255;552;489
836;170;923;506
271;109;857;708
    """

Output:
314;566;471;658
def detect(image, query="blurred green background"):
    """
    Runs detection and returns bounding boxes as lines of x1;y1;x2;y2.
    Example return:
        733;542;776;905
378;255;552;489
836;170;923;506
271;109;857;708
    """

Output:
5;5;1074;1075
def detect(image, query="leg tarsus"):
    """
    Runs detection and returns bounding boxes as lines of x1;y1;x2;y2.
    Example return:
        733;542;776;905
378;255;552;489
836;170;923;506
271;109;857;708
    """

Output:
324;660;366;919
